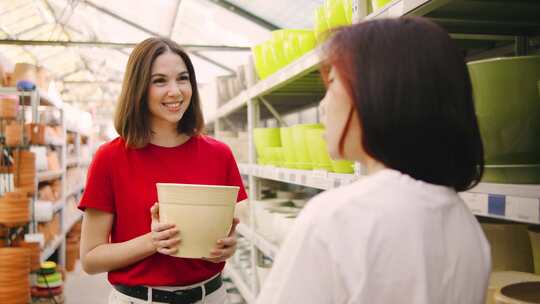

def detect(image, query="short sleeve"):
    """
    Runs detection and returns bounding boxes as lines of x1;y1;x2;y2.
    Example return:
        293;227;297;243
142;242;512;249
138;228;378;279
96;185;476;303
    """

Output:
255;212;341;304
225;148;248;202
78;144;115;213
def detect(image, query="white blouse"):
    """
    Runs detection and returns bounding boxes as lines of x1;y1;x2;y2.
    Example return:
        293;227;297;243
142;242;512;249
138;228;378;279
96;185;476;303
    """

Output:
257;169;491;304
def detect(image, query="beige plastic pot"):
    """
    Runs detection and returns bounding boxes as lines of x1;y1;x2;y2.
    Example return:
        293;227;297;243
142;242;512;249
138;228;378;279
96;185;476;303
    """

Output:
157;183;239;259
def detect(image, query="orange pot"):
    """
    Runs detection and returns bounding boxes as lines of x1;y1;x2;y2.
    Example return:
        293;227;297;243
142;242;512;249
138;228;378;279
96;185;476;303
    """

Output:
9;63;37;86
0;98;18;119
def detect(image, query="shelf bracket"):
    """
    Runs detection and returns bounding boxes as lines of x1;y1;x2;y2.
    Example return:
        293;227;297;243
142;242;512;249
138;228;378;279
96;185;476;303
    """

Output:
259;97;287;127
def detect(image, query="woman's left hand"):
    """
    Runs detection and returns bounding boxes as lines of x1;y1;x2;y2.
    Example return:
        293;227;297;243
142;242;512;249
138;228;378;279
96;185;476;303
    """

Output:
203;218;240;263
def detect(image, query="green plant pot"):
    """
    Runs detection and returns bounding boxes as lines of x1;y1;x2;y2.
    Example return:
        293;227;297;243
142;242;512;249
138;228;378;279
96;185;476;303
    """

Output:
325;0;349;29
306;128;333;171
37;271;62;288
345;0;353;24
252;43;267;80
254;128;281;164
292;124;323;170
371;0;392;10
284;30;316;64
468;56;540;184
264;147;284;166
314;5;330;44
331;159;354;174
271;30;288;73
280;127;297;168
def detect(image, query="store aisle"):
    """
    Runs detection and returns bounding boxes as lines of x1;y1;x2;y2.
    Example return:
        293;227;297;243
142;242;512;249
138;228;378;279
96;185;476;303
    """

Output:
65;262;111;304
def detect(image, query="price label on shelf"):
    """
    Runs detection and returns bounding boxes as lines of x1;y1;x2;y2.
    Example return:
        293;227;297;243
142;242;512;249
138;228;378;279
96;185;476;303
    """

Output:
307;175;331;189
289;173;296;183
300;174;307;185
460;192;489;215
506;196;540;223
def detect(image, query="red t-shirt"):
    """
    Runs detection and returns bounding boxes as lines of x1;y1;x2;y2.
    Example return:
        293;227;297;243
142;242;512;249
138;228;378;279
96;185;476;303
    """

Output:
79;135;247;286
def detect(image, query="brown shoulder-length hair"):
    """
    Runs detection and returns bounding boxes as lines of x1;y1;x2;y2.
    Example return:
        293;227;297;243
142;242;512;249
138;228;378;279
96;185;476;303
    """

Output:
322;17;484;191
114;37;204;148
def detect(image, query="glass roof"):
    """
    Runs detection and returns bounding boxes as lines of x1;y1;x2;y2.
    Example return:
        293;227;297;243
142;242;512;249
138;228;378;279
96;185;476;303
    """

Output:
0;0;321;123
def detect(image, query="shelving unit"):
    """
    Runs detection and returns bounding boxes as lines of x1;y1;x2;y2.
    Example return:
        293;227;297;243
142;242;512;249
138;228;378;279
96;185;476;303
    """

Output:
40;212;83;263
208;0;540;299
37;169;65;182
0;85;87;270
223;263;256;304
236;223;278;260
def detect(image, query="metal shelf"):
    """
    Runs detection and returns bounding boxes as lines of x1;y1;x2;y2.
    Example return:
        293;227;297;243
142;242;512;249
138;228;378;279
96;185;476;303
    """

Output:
0;87;60;108
213;49;323;120
223;263;255;304
367;0;540;35
37;170;64;182
66;157;79;167
64;212;83;234
236;223;278;260
53;199;66;213
210;0;540;124
40;235;63;263
66;184;84;198
239;164;358;191
39;212;82;263
460;191;540;225
241;164;540;225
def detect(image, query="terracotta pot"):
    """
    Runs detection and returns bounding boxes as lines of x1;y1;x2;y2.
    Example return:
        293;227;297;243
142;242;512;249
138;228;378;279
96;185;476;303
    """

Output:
66;242;79;272
0;98;18;119
24;123;46;145
46;152;61;171
0;60;6;86
0;194;29;226
36;66;51;93
14;241;41;272
9;63;37;86
5;122;23;146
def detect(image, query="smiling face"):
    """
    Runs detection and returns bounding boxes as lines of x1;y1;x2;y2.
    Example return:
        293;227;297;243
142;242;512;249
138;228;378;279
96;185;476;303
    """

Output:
147;50;192;130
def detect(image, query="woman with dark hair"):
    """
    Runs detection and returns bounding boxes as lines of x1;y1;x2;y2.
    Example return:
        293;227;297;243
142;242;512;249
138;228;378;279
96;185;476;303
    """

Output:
257;17;490;303
79;37;247;304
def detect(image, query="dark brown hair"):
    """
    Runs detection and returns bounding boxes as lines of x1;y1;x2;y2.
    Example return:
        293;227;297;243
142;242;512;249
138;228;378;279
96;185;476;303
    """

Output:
323;17;484;191
114;37;204;148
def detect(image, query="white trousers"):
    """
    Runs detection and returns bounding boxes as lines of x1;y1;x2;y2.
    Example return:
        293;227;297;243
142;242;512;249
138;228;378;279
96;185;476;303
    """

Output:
108;275;229;304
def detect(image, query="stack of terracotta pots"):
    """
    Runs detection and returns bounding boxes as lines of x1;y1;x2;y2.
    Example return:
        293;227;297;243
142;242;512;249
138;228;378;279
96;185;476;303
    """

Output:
0;191;29;227
14;151;36;195
14;240;41;272
65;220;82;272
0;227;6;247
0;98;18;119
5;121;24;147
0;247;30;304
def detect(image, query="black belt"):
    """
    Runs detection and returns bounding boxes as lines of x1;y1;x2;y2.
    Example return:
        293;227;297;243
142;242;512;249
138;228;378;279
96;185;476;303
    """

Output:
114;274;222;304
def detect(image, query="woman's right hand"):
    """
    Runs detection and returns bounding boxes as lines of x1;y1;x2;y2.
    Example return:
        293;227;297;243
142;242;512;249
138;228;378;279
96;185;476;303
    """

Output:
150;203;181;256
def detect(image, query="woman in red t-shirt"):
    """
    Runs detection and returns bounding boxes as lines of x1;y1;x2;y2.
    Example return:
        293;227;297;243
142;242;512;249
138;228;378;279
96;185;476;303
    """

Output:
79;37;247;304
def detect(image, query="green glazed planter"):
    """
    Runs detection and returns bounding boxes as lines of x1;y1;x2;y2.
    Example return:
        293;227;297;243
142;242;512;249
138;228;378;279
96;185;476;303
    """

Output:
253;128;281;165
468;56;540;184
292;124;323;170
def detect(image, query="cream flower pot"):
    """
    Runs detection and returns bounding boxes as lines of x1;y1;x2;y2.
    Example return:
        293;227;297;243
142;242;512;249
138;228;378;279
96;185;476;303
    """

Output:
157;183;239;259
